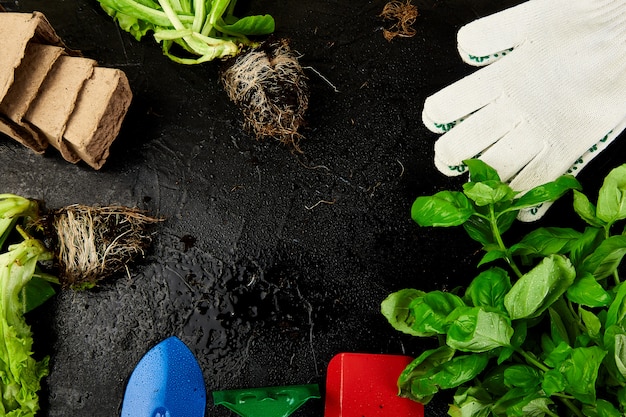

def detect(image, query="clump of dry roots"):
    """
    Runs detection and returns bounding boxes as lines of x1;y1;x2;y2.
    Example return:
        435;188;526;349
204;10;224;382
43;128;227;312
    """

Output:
380;0;419;41
220;38;309;152
49;205;162;289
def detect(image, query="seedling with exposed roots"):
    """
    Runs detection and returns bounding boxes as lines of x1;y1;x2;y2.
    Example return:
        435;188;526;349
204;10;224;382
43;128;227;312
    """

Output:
96;0;310;145
48;204;162;289
221;38;309;150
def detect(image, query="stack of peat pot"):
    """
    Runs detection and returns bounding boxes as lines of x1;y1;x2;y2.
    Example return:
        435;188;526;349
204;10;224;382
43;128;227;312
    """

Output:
0;11;132;169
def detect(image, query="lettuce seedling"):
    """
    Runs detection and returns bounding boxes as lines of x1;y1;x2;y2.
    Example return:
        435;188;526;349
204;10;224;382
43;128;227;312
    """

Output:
0;195;56;416
0;194;57;312
0;236;53;416
0;194;160;415
0;194;38;248
0;228;53;416
383;160;626;416
96;0;275;63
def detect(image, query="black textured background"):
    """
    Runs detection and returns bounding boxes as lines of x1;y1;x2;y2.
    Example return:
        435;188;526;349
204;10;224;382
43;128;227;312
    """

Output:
1;1;625;416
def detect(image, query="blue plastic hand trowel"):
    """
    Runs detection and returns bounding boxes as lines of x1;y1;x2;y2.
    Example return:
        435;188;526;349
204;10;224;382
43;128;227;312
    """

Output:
121;336;206;417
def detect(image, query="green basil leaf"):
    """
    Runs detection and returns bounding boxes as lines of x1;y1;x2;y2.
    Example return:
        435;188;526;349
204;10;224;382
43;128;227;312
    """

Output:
491;387;541;416
508;395;555;417
618;387;626;411
464;159;501;182
580;235;626;280
613;333;626;382
582;399;623;417
477;249;507;267
579;307;602;345
606;282;626;329
573;189;605;227
381;289;426;336
412;191;474;227
498;314;527;366
481;366;508;396
409;291;466;336
511;321;528;349
577;333;594;347
541;333;556;357
398;346;452;404
430;353;490;390
511;175;581;210
463;181;516;207
464;267;511;311
597;164;626;224
567;273;612;307
497;347;515;365
504;365;541;389
544;341;573;368
603;325;626;385
463;215;494;246
449;386;492;417
510;227;582;259
446;307;513;352
559;346;607;405
541;369;566;396
570;226;604;268
504;255;576;320
548;307;571;347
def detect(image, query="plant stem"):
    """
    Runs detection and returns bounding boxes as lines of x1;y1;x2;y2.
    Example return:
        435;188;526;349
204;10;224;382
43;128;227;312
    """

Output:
516;348;549;372
489;205;523;278
157;0;186;30
558;397;584;417
191;0;204;32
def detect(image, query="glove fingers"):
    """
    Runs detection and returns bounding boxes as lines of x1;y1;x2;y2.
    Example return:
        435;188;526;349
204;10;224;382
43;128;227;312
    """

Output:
457;1;538;66
423;63;503;133
514;118;626;222
511;119;626;194
479;124;543;182
433;102;519;175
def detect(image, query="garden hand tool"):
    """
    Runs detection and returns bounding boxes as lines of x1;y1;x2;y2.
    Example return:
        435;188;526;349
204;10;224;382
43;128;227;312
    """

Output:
213;384;320;417
121;336;206;417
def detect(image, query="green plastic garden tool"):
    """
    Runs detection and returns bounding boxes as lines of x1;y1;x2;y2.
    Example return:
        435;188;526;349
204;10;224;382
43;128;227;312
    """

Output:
213;384;320;417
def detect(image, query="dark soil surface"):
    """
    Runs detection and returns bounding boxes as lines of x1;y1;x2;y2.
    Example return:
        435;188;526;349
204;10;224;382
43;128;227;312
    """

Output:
1;1;625;416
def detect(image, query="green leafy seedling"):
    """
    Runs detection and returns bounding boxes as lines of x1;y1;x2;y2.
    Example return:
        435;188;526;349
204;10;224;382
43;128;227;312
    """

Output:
383;160;626;416
97;0;275;63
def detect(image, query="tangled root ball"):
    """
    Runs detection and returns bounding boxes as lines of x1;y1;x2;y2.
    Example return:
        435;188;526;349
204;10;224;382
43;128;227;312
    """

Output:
220;38;309;151
51;205;162;289
380;0;419;41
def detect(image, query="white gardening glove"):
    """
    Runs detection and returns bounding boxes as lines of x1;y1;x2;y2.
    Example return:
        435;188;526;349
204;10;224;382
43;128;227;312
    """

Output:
422;0;626;221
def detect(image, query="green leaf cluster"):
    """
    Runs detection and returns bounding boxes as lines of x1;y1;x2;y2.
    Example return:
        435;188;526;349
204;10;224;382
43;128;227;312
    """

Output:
0;195;56;416
383;161;626;416
97;0;275;63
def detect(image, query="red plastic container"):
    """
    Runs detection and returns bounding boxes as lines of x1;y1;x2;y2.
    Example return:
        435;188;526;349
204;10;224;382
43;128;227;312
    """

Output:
324;353;425;417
